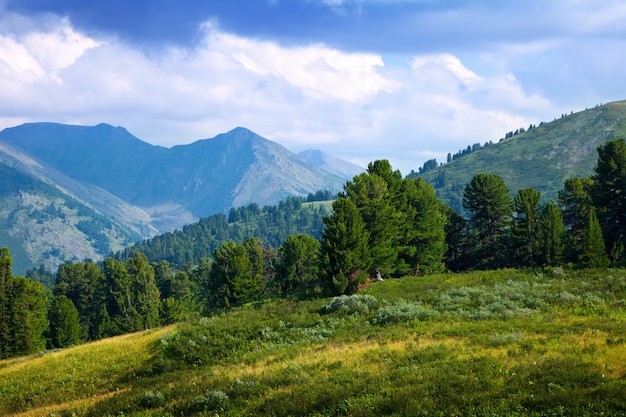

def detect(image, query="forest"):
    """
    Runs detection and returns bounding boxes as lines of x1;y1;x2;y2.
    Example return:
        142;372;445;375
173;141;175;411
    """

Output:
0;139;624;360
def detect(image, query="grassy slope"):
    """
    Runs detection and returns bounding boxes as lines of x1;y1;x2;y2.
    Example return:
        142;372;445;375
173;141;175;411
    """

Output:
420;100;626;213
1;269;625;416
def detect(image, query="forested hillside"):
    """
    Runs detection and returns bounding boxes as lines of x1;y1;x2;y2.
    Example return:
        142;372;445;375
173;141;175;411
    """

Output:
414;101;626;212
115;196;332;268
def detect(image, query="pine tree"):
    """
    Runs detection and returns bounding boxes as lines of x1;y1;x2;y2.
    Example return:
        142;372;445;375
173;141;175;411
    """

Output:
11;276;49;356
54;261;104;341
559;177;595;263
539;201;564;266
345;172;399;277
592;139;626;262
48;295;82;348
511;188;542;266
319;197;371;295
276;234;321;294
463;173;512;269
0;248;13;358
125;253;161;330
579;208;609;268
398;177;447;274
208;240;264;308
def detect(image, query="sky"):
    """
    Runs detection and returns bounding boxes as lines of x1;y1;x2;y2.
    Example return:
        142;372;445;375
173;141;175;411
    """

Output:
1;0;626;175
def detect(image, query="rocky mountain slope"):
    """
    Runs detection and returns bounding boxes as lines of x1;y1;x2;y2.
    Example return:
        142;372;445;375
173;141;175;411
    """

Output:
0;124;348;273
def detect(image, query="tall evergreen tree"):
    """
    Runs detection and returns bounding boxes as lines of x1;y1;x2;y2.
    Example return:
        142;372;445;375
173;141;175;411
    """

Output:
0;249;49;358
54;261;104;340
579;208;610;269
48;295;82;348
0;248;13;358
592;138;626;262
398;177;447;274
276;234;321;294
345;172;399;277
125;253;161;330
208;240;263;309
539;201;564;266
10;276;49;356
511;188;542;266
559;177;595;263
463;173;512;269
319;197;371;295
444;208;470;272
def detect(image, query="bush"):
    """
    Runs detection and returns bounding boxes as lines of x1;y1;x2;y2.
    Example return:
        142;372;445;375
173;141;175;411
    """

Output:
320;294;379;315
371;300;440;325
191;389;229;412
139;390;165;408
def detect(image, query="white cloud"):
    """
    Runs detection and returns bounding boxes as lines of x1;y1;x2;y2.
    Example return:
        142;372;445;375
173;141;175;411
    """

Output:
0;7;611;175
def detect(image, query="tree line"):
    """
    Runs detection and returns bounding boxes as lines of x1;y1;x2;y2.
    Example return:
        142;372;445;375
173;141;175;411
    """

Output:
1;139;624;359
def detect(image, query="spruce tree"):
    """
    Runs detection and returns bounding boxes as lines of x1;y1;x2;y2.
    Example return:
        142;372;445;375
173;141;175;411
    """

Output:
592;139;626;262
463;173;512;269
511;188;542;266
345;172;399;277
48;295;82;348
276;234;321;294
398;177;447;274
580;208;609;268
0;248;13;358
319;197;371;295
559;177;595;263
539;201;564;266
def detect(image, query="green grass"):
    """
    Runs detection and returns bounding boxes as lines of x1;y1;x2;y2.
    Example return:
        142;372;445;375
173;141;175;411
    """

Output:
1;268;626;416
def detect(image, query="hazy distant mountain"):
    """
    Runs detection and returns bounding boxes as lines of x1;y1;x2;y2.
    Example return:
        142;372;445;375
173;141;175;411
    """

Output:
417;100;626;213
297;149;364;180
0;123;346;273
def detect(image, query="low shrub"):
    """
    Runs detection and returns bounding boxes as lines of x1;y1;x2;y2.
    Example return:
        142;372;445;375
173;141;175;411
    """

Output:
139;390;165;408
191;389;229;413
320;294;379;315
371;300;440;325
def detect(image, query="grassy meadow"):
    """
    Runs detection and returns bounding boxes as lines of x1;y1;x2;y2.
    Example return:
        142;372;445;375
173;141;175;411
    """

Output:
1;268;625;416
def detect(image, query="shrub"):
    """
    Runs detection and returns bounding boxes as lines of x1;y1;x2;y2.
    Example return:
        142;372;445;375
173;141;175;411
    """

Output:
371;300;440;325
320;294;379;315
191;389;229;412
139;390;165;408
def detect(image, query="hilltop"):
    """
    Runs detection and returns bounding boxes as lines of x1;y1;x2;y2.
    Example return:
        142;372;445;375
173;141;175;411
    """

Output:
417;101;626;212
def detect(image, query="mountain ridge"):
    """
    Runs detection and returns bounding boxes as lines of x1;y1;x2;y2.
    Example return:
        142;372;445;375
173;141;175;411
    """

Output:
417;100;626;212
0;123;351;273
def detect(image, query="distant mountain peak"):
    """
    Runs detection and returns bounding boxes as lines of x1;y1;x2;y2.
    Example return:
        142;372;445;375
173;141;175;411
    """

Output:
298;149;364;180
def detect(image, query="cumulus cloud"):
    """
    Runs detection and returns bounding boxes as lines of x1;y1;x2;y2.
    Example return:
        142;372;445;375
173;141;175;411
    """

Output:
0;8;590;174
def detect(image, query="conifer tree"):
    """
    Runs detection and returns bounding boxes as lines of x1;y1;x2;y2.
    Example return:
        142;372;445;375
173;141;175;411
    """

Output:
463;173;512;269
276;234;321;294
580;208;610;268
208;240;264;308
559;177;595;263
345;172;399;277
125;253;161;330
592;138;626;262
319;197;371;295
11;276;49;356
398;177;447;274
0;248;13;358
48;295;82;348
539;201;564;266
511;188;542;266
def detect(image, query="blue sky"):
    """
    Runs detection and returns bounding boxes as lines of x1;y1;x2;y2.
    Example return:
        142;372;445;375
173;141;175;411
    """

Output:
1;0;625;174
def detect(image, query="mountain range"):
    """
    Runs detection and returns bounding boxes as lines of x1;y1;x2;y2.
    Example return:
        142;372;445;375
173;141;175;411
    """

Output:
0;124;352;274
2;99;625;275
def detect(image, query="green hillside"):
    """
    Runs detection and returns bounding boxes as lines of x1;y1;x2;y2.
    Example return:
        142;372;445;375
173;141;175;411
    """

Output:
1;268;625;416
418;101;626;213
